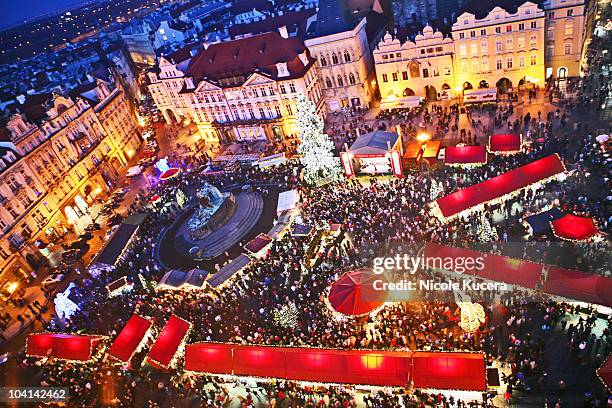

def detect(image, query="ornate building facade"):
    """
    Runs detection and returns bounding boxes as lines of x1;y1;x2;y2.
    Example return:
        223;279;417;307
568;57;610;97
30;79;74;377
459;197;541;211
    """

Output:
0;82;140;286
148;31;323;143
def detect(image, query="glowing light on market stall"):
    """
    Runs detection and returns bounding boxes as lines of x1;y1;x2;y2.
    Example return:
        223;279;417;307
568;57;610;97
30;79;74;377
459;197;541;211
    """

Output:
417;132;431;143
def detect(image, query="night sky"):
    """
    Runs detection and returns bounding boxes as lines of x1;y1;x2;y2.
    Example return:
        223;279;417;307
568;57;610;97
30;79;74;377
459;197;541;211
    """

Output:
0;0;83;29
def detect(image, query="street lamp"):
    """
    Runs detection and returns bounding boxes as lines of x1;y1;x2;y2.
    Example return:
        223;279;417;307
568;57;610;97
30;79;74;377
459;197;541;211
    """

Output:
416;132;431;143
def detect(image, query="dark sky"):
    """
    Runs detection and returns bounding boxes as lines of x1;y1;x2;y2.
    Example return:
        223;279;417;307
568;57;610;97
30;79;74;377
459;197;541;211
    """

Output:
0;0;84;29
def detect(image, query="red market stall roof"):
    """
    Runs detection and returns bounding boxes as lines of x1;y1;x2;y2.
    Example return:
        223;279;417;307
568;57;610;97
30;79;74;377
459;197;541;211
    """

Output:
146;315;191;369
403;142;422;160
412;352;487;391
108;315;152;362
328;269;388;316
422;141;441;159
244;233;273;254
26;333;103;361
597;355;612;391
434;154;565;221
444;146;487;166
550;214;600;241
159;167;181;180
424;243;612;307
404;141;441;162
184;344;486;390
489;134;522;154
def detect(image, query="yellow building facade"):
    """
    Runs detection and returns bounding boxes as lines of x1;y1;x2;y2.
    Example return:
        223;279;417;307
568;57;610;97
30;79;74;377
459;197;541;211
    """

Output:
452;2;546;94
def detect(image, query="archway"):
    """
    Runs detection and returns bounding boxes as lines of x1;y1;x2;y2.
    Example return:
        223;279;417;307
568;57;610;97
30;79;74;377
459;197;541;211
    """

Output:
463;82;473;90
165;109;178;124
478;80;489;89
424;85;437;101
64;206;78;225
402;87;415;97
557;67;567;79
496;77;512;94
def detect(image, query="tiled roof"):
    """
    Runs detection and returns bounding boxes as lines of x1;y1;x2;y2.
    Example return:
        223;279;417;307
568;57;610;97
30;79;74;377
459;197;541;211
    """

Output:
231;0;273;15
185;32;314;86
229;8;316;39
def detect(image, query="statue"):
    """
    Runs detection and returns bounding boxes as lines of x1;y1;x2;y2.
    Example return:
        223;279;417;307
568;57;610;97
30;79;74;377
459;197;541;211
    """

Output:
187;182;235;239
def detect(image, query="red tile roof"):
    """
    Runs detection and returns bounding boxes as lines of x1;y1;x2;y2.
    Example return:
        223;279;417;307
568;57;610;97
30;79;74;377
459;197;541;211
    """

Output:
185;32;314;86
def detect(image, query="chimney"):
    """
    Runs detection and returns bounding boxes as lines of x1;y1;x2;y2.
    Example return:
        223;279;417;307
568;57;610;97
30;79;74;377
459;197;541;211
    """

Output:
278;25;289;39
185;77;195;89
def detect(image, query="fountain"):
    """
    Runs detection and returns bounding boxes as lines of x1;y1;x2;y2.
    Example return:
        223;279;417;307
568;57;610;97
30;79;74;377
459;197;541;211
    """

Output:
187;182;236;239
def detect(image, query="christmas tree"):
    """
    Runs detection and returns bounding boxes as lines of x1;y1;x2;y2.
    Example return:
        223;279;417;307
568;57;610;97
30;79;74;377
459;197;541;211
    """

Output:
273;302;299;328
429;180;443;201
296;94;342;185
476;213;498;242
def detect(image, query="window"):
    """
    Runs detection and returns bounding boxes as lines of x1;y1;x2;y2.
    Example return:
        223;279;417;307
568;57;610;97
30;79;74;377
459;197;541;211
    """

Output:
331;53;339;64
548;12;555;19
285;104;292;115
470;43;478;54
506;25;512;32
496;58;503;69
269;86;275;95
248;107;254;119
320;56;327;66
274;105;281;117
266;106;273;118
481;41;488;52
459;45;467;56
258;107;265;118
382;54;388;59
382;73;388;82
495;27;501;34
470;30;476;37
530;34;537;47
519;55;525;67
349;73;355;84
252;89;258;98
402;71;408;80
495;41;502;52
480;29;486;36
337;75;343;86
344;50;351;62
519;23;525;30
392;72;398;81
279;84;286;94
420;49;425;55
482;58;489;71
506;38;513;50
531;21;537;29
433;67;439;76
567;9;573;17
325;77;332;88
423;68;429;77
546;46;554;57
461;62;468;73
261;88;267;97
459;32;465;39
530;54;537;65
435;46;443;52
506;57;513;68
565;21;573;35
472;60;479;72
289;83;296;92
396;52;401;57
518;37;525;48
564;43;572;54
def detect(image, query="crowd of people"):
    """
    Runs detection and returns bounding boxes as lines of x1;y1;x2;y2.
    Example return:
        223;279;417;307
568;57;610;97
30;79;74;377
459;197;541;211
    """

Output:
3;40;611;407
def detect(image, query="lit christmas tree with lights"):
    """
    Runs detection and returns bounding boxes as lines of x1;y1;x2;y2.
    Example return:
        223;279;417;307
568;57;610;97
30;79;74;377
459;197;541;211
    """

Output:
296;94;342;185
476;213;498;242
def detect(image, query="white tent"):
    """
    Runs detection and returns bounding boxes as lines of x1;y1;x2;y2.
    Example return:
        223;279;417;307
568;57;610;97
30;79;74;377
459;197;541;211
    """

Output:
126;166;143;177
277;189;299;215
464;88;497;103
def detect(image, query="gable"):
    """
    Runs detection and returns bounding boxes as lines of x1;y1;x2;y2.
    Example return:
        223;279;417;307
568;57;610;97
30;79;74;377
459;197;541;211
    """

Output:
243;72;274;87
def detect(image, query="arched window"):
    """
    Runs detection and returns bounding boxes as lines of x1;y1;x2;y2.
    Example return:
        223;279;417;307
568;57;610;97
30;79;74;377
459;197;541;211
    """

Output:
320;56;327;66
325;77;332;88
337;75;344;87
331;53;339;64
344;50;351;62
348;73;355;85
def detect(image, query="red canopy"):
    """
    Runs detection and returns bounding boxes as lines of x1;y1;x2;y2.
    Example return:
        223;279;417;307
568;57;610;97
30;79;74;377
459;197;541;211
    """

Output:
412;352;487;390
435;154;565;221
424;243;612;307
444;146;487;166
159;168;180;180
597;355;612;391
183;343;486;390
489;134;522;153
108;314;151;362
551;214;599;241
26;333;102;361
328;269;388;316
146;315;191;369
244;233;273;254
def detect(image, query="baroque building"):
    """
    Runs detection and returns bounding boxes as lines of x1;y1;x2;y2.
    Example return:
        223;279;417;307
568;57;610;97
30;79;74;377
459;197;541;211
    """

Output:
0;81;140;286
148;31;323;143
